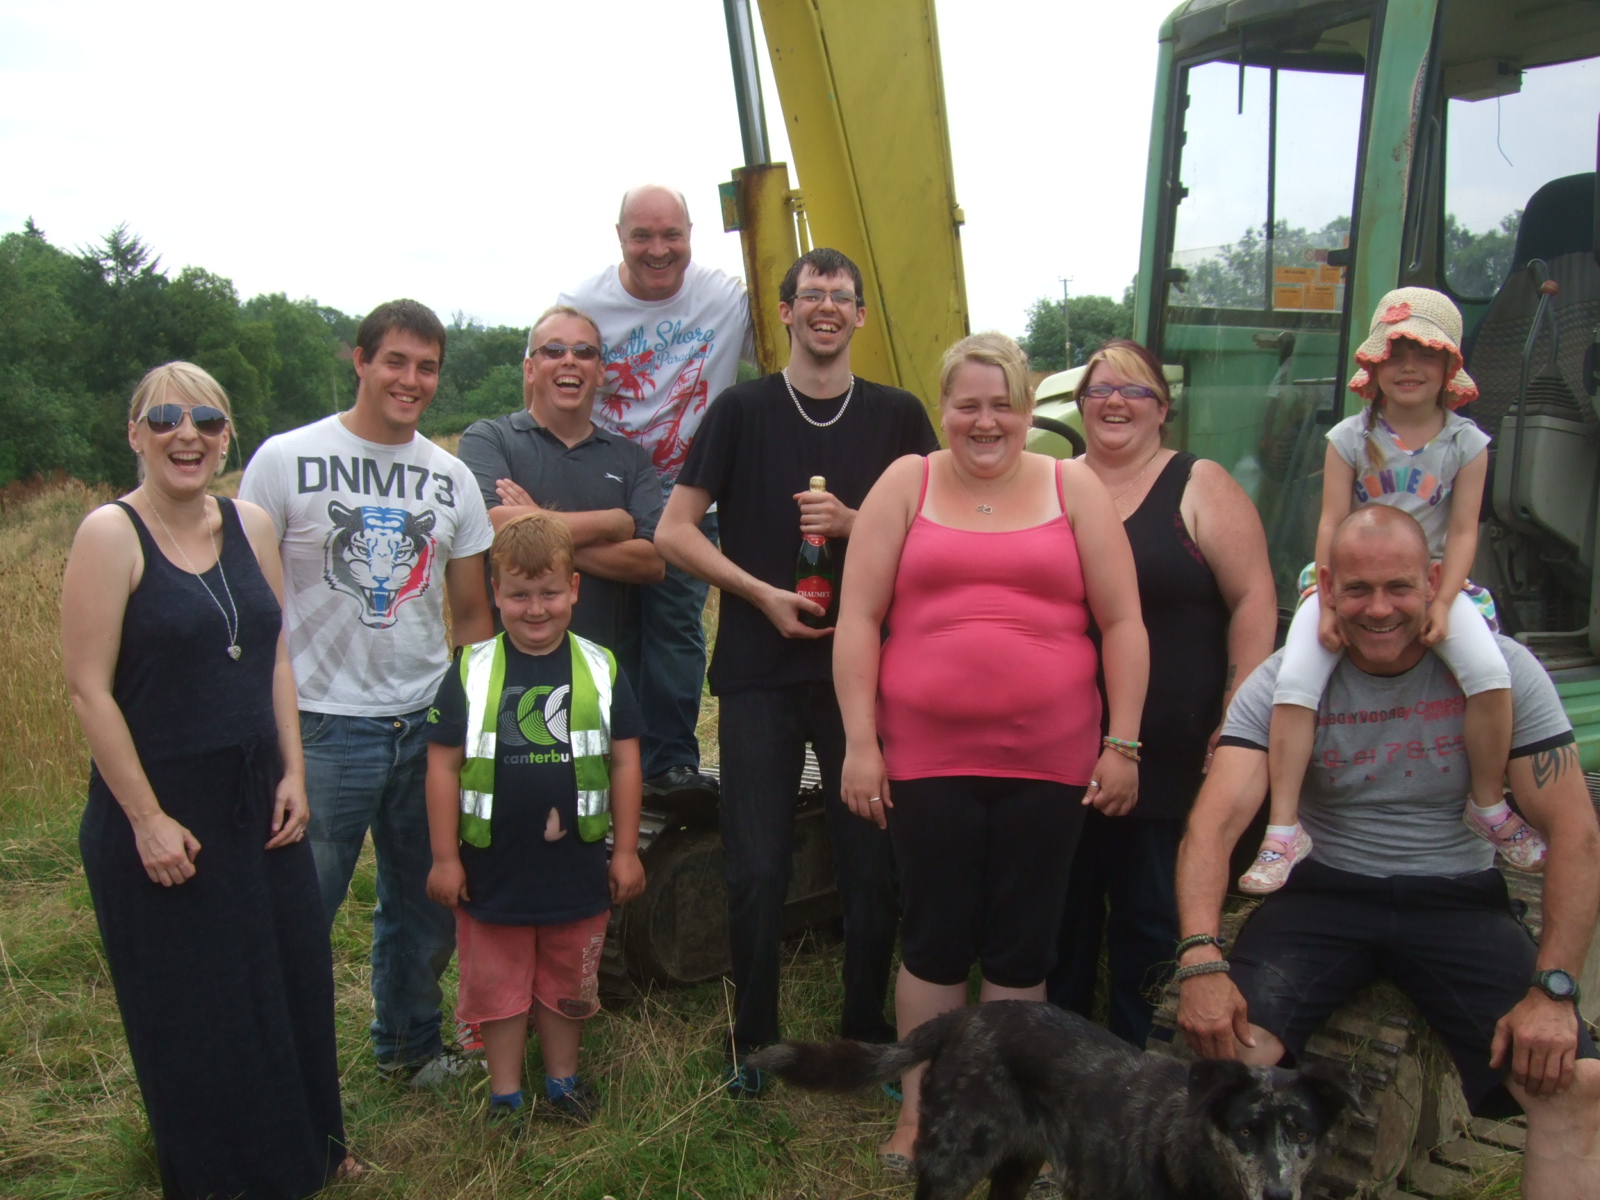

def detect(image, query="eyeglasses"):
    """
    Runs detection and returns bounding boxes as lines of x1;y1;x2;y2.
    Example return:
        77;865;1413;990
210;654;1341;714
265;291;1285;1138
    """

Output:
530;342;601;361
1082;384;1160;400
792;289;861;307
141;404;229;436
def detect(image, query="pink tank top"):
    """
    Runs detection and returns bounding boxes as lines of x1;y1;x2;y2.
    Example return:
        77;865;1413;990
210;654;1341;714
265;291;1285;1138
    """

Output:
877;459;1101;785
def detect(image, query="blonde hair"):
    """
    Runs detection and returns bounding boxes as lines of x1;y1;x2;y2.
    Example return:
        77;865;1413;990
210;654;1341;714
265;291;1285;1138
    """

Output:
127;361;234;424
491;512;576;582
939;331;1033;418
1078;341;1171;411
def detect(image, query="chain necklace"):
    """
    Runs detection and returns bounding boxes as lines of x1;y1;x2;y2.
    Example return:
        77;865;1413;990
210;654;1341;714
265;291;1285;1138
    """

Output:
784;368;856;428
142;491;243;660
950;460;1021;514
1109;449;1165;502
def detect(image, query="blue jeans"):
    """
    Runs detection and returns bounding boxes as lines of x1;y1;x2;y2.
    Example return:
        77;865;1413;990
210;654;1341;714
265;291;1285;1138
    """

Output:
621;512;715;779
301;708;454;1066
719;682;899;1053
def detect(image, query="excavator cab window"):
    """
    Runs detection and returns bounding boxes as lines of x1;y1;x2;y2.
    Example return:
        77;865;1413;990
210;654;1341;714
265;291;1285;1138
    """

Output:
1442;56;1600;304
1156;13;1374;610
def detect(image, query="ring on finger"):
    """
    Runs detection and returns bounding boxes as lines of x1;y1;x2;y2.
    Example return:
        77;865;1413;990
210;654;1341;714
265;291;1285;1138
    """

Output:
1089;780;1101;788
868;797;882;804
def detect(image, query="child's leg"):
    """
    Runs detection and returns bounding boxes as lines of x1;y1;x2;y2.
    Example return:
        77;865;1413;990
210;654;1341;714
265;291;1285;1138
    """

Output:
481;1013;531;1096
1436;590;1514;811
1267;706;1317;828
1267;593;1343;827
454;908;533;1107
1242;597;1339;893
531;1003;583;1081
529;910;608;1105
1436;593;1545;869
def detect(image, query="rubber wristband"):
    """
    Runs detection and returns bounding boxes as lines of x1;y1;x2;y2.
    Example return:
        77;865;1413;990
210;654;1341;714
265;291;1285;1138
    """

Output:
1173;960;1231;983
1176;933;1228;958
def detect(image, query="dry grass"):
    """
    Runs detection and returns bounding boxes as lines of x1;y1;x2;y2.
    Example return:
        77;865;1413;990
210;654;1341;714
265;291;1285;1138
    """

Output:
0;477;1521;1198
0;479;900;1198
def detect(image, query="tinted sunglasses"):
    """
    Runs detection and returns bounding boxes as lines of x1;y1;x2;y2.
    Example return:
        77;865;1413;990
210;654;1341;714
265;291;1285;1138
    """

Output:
142;404;229;435
530;342;601;361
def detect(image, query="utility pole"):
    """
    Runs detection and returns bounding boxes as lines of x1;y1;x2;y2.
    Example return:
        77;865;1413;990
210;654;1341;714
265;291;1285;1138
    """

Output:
1060;277;1073;368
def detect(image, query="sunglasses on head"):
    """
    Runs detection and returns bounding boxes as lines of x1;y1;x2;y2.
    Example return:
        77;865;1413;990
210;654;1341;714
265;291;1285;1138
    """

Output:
141;404;229;435
531;342;601;361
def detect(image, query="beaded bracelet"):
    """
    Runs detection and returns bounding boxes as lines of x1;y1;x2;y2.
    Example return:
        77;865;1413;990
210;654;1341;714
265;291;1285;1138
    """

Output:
1172;960;1231;983
1175;933;1229;958
1102;735;1142;763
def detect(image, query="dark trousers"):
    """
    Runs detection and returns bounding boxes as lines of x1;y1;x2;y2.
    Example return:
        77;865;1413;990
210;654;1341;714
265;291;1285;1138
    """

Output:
719;682;899;1053
1047;810;1184;1048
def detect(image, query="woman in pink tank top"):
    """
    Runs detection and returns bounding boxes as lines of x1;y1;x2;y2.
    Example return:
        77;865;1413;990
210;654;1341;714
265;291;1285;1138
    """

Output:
833;332;1148;1171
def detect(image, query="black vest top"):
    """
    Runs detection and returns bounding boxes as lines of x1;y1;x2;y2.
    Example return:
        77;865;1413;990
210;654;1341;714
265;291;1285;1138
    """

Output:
1122;453;1231;820
97;498;281;770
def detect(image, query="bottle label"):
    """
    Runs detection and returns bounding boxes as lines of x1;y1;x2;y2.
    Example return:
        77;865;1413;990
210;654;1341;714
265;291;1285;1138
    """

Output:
796;577;833;605
803;533;826;547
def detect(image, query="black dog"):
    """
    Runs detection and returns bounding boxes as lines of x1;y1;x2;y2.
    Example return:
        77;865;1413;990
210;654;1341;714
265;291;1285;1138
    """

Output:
748;1001;1357;1200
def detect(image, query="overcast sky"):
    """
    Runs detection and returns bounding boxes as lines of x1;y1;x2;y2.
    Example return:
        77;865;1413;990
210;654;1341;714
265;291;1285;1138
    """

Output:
3;0;1188;334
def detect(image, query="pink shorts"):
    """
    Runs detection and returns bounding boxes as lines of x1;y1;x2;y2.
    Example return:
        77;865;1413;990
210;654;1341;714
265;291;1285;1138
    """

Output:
454;908;609;1023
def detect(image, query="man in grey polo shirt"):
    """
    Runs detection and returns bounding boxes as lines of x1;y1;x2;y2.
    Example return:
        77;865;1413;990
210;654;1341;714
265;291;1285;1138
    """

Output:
457;305;664;650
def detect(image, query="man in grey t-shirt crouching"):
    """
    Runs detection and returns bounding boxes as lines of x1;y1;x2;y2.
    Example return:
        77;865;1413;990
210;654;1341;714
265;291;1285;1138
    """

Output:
1175;506;1600;1198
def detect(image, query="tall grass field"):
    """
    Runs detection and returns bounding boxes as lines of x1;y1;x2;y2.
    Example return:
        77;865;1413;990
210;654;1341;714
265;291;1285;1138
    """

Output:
0;477;1510;1198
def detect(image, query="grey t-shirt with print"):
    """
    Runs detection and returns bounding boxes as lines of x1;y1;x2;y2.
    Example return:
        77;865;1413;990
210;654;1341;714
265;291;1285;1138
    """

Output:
1326;409;1490;560
1222;636;1571;877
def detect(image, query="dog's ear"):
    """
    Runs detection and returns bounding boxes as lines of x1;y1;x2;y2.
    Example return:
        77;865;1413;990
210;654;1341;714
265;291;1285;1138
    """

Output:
1186;1057;1253;1116
1295;1062;1362;1124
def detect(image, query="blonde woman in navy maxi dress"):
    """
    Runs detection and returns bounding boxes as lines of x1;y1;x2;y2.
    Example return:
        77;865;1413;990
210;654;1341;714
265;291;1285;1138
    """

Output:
62;363;353;1199
834;332;1149;1171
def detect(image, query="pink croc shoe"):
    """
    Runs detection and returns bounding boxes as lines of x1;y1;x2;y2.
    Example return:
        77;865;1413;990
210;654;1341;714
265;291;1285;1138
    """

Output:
1238;825;1314;895
1463;806;1548;872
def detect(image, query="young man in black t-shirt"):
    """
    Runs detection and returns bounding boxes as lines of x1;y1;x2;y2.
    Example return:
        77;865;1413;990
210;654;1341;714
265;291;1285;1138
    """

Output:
424;514;645;1122
656;248;940;1093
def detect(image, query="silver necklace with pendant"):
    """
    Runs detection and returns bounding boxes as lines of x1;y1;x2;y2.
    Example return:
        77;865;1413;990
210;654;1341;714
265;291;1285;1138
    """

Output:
143;492;243;660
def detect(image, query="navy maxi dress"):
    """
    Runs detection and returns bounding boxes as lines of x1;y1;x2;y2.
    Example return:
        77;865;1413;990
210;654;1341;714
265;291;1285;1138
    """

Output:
78;499;345;1200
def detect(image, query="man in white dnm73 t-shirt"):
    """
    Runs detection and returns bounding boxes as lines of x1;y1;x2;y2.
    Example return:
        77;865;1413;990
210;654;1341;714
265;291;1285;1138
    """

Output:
240;299;494;1086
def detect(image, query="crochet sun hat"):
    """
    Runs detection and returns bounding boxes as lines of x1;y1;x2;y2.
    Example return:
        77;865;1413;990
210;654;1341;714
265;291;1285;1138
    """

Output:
1347;286;1478;409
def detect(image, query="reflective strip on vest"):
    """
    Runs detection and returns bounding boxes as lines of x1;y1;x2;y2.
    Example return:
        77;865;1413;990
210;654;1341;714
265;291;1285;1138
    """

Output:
457;638;502;849
570;634;615;842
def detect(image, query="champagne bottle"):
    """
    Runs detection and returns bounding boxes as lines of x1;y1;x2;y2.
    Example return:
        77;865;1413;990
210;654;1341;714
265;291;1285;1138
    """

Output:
795;475;836;629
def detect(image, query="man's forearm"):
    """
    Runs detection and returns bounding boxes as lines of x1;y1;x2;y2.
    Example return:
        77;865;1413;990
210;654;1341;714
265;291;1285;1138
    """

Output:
573;538;664;584
1176;748;1270;951
1176;827;1233;952
657;517;770;608
490;503;632;546
1513;747;1600;978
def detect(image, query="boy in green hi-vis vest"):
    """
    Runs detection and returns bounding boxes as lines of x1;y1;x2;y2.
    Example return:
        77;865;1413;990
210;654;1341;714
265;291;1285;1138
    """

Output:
425;513;646;1123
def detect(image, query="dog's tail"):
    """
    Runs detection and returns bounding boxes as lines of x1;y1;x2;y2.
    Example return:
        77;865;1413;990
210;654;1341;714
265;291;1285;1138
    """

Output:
745;1010;961;1094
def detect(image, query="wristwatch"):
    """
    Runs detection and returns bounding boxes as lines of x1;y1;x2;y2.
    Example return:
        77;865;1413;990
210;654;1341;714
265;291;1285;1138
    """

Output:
1531;968;1581;1005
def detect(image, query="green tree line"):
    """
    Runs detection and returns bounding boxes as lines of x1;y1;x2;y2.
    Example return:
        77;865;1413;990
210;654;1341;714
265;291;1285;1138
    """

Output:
1017;289;1135;373
0;222;530;488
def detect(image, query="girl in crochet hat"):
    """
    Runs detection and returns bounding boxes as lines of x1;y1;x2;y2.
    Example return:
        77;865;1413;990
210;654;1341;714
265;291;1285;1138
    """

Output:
1239;287;1544;893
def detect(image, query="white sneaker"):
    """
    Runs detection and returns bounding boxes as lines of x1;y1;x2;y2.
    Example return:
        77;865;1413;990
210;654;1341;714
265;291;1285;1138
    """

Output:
405;1051;485;1089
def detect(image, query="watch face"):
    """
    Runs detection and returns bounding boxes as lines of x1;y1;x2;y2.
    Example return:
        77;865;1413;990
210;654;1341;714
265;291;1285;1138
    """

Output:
1540;970;1578;998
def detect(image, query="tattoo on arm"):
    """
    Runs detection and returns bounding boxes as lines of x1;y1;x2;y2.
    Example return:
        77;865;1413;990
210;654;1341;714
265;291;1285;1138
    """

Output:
1225;664;1238;691
1531;743;1579;789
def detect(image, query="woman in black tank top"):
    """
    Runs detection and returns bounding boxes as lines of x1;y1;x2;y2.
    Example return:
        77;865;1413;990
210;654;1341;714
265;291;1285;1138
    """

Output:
61;363;352;1198
1046;341;1276;1048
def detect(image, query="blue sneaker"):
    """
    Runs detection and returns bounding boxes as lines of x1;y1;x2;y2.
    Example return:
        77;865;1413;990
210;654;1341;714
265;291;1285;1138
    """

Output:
723;1061;767;1100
